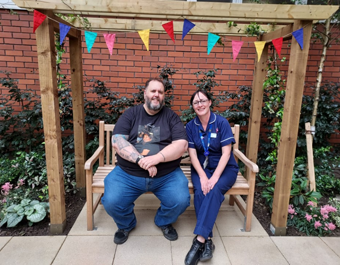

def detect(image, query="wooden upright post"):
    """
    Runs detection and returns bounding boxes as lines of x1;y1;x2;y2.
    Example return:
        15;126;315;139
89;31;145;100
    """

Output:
246;42;268;165
270;20;313;236
305;122;316;191
70;31;86;194
35;10;66;234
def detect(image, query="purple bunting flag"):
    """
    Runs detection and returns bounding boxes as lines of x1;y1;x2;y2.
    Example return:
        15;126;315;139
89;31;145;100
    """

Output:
182;19;195;40
59;23;71;45
292;28;304;50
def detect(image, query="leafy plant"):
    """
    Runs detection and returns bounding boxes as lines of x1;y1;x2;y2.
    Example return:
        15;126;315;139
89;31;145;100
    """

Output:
0;199;49;228
287;202;337;236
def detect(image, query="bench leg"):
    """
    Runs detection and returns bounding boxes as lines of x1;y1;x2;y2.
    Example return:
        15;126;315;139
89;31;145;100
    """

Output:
229;195;235;206
86;171;94;231
244;171;256;232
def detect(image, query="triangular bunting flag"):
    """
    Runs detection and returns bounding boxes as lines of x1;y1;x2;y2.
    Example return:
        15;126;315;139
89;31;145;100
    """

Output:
232;40;243;62
182;19;195;40
103;33;116;55
292;28;304;50
138;29;150;51
272;37;283;57
162;21;175;43
254;41;266;62
33;10;47;33
59;23;71;45
207;33;220;55
85;31;97;53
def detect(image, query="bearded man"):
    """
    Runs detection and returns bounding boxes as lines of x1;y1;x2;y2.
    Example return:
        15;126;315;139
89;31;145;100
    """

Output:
102;78;190;245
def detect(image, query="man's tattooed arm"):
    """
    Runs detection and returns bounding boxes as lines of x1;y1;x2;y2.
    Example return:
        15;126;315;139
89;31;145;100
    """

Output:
112;134;140;163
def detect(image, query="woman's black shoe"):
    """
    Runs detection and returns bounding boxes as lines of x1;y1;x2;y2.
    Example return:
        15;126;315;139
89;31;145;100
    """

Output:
185;238;204;265
200;238;215;261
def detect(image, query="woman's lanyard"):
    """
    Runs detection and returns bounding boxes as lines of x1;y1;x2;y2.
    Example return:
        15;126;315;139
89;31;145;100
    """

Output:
199;124;212;169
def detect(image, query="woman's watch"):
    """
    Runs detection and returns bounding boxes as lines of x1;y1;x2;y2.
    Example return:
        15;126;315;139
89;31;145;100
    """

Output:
135;155;144;164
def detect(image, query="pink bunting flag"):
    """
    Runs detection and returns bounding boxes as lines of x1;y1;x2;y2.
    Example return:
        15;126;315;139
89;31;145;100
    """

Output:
103;33;116;55
232;40;243;62
272;37;283;57
162;21;175;43
33;10;47;33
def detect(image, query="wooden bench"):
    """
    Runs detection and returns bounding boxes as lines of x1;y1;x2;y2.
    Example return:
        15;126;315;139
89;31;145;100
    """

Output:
85;121;259;232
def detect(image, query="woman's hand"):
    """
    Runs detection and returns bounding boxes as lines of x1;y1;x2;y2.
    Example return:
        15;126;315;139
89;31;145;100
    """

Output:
208;175;219;191
200;175;210;196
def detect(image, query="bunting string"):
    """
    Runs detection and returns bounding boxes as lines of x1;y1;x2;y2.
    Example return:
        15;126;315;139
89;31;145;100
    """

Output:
33;10;306;61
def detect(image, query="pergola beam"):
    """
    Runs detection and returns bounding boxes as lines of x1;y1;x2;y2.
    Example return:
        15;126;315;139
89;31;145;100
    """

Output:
70;18;285;35
13;0;338;21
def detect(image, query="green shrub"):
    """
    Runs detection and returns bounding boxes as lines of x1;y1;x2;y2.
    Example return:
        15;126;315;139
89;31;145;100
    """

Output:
287;201;338;236
0;199;49;228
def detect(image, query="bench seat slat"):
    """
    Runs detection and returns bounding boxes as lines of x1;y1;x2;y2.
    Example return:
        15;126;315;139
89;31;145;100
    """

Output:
91;166;250;192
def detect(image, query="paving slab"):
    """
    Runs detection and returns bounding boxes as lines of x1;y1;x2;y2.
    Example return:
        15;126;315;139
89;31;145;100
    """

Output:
0;236;65;265
272;236;340;265
321;237;340;257
113;236;172;265
68;204;116;236
172;236;231;265
215;208;268;237
52;235;115;265
222;237;288;265
0;237;11;251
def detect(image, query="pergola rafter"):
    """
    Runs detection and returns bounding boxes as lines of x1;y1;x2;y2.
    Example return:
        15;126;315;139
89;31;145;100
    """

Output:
12;0;338;235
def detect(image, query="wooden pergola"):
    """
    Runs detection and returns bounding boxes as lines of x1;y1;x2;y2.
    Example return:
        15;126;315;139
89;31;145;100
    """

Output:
13;0;338;235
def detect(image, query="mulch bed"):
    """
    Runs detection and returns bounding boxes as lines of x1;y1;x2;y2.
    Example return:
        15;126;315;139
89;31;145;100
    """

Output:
0;191;85;237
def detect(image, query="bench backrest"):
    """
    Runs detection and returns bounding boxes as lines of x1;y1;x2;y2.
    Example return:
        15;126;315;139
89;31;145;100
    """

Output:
97;121;240;167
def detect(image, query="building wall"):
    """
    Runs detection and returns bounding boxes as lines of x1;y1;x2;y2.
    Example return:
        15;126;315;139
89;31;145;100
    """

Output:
0;9;339;143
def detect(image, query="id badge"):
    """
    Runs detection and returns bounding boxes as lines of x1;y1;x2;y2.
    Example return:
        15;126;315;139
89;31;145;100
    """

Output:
203;157;208;169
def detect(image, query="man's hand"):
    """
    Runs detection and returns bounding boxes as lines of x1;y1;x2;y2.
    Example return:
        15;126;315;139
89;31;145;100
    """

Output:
147;166;157;178
138;154;162;170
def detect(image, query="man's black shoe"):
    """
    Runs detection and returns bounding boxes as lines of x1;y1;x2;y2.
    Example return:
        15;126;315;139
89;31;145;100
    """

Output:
200;238;215;261
114;228;133;244
185;238;204;265
160;224;178;241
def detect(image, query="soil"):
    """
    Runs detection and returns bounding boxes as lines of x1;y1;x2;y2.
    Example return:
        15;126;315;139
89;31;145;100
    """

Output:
0;191;86;236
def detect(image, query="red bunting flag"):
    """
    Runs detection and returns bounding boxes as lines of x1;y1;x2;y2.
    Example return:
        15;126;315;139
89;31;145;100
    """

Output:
272;37;283;58
33;10;47;33
162;21;175;43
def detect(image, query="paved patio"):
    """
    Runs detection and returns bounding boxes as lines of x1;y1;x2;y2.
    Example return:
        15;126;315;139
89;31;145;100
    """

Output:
0;194;340;265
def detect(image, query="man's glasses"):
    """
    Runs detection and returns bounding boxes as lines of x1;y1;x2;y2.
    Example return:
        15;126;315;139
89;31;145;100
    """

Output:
193;99;209;106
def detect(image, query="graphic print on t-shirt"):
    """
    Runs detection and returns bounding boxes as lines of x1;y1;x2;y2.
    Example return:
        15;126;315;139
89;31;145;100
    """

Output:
135;123;160;156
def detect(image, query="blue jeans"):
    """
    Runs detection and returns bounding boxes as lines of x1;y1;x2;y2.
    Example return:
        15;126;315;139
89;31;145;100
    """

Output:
102;166;190;231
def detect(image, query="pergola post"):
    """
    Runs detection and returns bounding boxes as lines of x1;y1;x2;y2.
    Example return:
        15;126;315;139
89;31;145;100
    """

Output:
69;31;86;195
36;11;66;234
246;42;268;165
270;20;313;236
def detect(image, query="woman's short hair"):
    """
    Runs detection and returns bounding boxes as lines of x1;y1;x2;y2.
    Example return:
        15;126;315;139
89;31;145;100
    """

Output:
190;89;212;105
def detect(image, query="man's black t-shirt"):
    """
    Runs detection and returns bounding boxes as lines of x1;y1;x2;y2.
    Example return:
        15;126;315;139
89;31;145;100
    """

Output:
113;104;187;178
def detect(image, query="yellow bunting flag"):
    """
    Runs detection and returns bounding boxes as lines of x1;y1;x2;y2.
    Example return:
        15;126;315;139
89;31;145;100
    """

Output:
138;29;150;51
254;41;266;62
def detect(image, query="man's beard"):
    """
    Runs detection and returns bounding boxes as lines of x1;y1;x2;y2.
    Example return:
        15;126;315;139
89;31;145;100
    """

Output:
145;97;164;111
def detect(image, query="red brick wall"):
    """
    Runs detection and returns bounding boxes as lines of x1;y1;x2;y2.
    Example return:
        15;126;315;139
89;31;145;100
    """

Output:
0;9;339;143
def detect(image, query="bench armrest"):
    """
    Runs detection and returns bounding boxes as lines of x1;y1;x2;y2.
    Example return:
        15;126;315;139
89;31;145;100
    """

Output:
84;146;104;170
233;149;259;173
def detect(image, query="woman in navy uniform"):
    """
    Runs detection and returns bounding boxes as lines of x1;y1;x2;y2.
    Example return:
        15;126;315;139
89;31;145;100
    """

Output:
184;90;239;265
